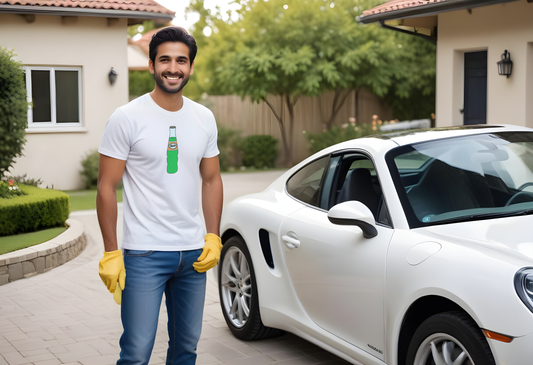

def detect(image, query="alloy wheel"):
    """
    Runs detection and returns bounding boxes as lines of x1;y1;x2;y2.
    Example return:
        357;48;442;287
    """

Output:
220;246;252;328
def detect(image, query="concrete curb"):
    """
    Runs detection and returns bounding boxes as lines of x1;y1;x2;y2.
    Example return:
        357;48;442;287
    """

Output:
0;218;86;285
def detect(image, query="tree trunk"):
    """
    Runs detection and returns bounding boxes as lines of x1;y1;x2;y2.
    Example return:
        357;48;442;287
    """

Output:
263;95;298;168
325;89;353;130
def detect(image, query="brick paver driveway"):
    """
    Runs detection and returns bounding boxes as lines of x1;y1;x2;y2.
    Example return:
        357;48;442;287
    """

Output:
0;170;351;365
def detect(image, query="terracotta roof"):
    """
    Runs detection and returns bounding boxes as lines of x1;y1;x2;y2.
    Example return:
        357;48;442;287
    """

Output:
362;0;447;16
0;0;174;16
128;27;158;56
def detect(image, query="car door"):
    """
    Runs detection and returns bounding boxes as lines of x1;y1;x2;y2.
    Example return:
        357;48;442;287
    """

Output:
280;152;394;361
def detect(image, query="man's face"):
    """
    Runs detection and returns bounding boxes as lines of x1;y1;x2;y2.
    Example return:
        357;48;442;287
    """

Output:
149;41;194;94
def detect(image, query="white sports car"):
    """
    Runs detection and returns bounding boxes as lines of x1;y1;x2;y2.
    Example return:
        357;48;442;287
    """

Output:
218;125;533;365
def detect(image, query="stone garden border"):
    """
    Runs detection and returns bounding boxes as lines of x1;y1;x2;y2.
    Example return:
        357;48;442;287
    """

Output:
0;218;86;285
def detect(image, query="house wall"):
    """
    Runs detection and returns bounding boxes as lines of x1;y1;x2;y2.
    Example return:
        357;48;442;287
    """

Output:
0;14;129;190
436;0;533;127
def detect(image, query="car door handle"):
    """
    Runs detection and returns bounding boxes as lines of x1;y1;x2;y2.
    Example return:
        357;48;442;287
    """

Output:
282;235;301;249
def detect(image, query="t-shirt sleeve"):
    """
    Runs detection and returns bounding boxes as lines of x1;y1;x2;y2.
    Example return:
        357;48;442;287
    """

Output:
98;108;131;161
203;113;220;159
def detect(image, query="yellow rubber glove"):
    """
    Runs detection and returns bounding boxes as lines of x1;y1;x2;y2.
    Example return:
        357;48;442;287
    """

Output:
98;250;126;304
193;234;223;273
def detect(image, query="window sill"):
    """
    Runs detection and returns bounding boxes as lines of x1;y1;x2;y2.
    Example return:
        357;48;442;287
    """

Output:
25;127;88;134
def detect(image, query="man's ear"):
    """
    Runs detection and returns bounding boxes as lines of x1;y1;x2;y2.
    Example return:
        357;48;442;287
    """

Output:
190;61;194;76
148;59;155;75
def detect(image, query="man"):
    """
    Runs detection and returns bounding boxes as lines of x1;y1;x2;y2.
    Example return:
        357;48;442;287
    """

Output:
96;27;223;365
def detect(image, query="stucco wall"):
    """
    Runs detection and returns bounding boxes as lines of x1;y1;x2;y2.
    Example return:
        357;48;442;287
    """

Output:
436;0;533;128
0;14;129;190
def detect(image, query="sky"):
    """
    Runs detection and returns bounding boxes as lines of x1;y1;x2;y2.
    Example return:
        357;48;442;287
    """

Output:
154;0;241;31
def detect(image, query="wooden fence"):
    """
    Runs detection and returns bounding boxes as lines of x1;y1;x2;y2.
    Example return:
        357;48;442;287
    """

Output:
204;88;393;166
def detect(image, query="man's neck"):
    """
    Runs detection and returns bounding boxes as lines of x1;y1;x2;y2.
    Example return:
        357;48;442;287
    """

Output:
149;88;184;112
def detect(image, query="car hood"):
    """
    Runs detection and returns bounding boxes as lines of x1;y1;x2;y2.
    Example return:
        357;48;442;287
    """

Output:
421;215;533;262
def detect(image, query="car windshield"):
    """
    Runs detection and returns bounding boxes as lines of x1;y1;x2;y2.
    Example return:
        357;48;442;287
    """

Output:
387;132;533;227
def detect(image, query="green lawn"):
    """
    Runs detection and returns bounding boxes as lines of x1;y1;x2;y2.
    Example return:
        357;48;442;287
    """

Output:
66;189;123;212
0;226;68;255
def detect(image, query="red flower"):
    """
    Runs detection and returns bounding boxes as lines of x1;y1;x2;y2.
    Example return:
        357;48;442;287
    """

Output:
8;180;14;186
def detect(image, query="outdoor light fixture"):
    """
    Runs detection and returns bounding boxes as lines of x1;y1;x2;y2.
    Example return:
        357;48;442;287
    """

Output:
497;50;513;78
108;67;118;85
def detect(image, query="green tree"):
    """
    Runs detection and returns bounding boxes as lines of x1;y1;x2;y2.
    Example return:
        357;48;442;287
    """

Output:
383;34;436;121
0;47;27;178
187;0;433;166
127;21;157;38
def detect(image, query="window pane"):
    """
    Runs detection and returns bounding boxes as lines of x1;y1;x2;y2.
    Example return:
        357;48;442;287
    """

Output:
55;71;79;123
287;156;328;207
31;70;51;122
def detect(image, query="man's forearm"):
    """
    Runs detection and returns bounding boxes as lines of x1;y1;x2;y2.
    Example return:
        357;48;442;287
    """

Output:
202;175;223;236
96;188;119;252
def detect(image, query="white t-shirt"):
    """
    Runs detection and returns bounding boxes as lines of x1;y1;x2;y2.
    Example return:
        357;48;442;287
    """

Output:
99;94;219;251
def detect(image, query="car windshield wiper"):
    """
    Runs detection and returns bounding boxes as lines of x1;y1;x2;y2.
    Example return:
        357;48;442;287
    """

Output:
433;209;533;224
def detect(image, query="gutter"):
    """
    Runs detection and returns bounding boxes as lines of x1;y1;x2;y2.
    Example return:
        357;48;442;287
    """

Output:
0;4;174;22
379;20;437;44
357;0;517;24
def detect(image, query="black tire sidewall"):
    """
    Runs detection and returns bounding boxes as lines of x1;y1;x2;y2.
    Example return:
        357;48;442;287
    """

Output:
405;312;495;365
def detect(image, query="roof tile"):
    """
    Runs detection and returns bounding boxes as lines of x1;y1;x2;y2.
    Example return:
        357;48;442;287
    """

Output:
0;0;174;15
362;0;447;16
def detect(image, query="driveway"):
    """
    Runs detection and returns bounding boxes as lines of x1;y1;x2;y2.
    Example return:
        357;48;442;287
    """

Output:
0;170;351;365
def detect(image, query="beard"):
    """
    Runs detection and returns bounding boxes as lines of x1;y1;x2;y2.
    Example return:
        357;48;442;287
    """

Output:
153;71;190;94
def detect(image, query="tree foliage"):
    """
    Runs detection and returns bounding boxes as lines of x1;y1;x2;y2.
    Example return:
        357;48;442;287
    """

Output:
0;47;27;178
187;0;435;165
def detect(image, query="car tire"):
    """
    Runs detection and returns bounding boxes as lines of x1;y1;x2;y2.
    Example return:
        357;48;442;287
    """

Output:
218;235;284;340
406;311;495;365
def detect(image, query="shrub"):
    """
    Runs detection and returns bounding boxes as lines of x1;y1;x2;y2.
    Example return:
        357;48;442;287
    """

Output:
10;173;43;187
0;184;69;236
305;123;377;155
218;126;242;171
129;70;154;98
241;135;279;169
80;150;99;189
0;47;27;178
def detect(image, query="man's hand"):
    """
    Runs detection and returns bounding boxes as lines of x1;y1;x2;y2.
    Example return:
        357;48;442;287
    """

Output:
193;234;223;273
99;250;126;294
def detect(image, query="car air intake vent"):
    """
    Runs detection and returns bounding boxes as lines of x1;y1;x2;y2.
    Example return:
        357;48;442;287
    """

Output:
259;229;275;269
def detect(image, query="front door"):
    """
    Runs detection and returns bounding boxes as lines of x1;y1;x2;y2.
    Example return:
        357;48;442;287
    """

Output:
280;152;394;361
464;51;487;125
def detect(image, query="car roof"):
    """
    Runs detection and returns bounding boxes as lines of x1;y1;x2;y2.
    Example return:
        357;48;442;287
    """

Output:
372;124;533;146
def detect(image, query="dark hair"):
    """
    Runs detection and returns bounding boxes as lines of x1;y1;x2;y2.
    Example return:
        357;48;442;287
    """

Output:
149;27;197;65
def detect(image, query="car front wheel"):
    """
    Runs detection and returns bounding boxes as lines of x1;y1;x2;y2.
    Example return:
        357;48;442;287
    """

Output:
218;235;283;340
406;311;495;365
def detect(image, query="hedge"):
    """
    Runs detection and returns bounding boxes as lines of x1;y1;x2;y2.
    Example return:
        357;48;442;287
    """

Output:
0;184;69;236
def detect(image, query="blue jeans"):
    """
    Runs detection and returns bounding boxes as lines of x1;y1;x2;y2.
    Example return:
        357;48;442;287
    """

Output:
117;249;206;365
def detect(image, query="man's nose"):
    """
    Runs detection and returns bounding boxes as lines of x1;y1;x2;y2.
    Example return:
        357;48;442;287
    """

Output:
168;61;180;73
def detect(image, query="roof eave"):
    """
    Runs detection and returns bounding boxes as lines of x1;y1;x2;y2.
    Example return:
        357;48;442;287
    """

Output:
0;4;174;22
358;0;517;24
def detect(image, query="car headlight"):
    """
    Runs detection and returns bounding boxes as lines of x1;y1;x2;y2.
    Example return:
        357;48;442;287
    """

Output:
514;268;533;312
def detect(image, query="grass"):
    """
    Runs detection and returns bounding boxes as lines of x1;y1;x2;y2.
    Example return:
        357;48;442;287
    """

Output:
66;189;123;212
0;226;68;255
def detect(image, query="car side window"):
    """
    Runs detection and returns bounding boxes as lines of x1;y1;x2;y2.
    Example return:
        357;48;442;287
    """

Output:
327;153;391;227
286;156;329;207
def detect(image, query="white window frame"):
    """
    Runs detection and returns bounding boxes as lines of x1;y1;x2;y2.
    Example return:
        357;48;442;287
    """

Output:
23;66;84;132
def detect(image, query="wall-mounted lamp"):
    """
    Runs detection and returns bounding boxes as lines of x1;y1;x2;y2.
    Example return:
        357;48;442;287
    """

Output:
497;50;513;78
108;67;118;85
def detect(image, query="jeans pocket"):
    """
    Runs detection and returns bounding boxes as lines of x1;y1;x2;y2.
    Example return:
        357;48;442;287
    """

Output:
124;249;154;257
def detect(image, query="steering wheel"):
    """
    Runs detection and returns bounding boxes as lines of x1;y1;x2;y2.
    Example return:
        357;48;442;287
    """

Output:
506;190;533;206
517;182;533;191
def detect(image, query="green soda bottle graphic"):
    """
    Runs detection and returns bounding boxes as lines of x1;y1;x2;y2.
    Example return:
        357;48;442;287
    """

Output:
167;126;178;174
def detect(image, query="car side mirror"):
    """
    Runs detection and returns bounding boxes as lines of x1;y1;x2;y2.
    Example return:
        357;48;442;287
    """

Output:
327;201;378;238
